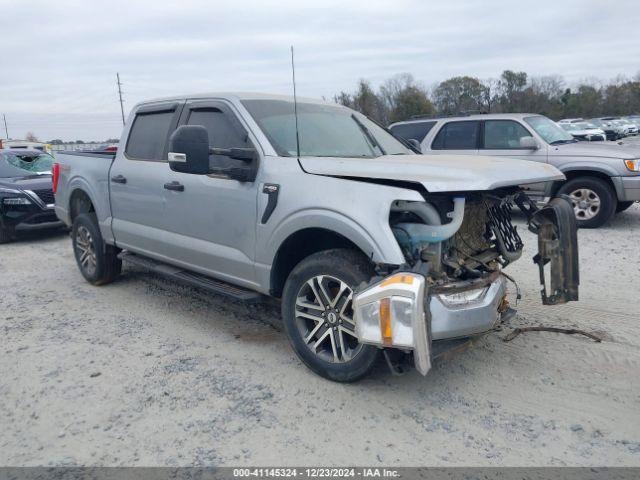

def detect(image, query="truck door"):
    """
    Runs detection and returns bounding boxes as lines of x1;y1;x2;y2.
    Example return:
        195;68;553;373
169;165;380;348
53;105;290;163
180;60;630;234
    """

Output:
109;102;183;257
480;119;549;199
160;100;259;288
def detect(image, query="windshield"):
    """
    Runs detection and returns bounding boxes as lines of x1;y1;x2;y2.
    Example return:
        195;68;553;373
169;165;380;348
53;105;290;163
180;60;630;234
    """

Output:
525;116;575;144
241;99;412;157
0;152;54;177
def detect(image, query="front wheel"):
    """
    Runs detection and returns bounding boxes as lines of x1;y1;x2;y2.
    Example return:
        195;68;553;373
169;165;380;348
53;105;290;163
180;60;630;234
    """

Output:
556;177;616;228
72;213;121;285
281;248;379;382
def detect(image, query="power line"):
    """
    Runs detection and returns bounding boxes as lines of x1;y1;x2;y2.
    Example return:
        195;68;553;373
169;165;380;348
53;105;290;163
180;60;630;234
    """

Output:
117;73;125;125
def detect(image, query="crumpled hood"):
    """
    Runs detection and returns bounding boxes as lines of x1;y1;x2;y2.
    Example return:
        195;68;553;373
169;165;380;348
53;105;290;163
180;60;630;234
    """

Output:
551;141;640;159
299;154;564;192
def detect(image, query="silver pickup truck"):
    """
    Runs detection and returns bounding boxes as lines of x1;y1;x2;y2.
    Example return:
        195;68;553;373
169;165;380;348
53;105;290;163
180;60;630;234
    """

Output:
53;93;579;382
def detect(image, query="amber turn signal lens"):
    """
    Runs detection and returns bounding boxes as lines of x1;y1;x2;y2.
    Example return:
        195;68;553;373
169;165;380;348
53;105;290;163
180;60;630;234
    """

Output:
380;274;415;287
380;298;392;345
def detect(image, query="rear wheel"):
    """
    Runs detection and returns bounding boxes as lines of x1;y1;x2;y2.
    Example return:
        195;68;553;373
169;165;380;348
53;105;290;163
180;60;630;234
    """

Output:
616;201;635;213
72;213;121;285
557;177;616;228
281;248;379;382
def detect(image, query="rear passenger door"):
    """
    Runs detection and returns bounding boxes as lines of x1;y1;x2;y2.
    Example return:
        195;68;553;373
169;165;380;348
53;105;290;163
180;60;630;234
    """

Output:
110;102;183;257
428;121;480;155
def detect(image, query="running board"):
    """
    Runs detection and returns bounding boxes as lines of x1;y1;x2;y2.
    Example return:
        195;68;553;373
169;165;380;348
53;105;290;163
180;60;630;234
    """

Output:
118;252;263;303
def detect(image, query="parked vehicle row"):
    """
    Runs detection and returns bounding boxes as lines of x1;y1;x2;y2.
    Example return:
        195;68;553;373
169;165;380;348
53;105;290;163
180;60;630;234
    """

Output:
389;113;640;228
560;116;640;140
0;149;62;243
51;93;579;382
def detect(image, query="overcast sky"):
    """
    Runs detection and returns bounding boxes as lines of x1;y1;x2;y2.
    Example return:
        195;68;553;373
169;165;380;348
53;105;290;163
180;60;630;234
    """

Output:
1;0;638;141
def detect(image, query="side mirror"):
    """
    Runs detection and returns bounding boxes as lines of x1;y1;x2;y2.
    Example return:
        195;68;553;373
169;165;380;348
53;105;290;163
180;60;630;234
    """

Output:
407;139;422;153
519;136;539;150
168;125;210;174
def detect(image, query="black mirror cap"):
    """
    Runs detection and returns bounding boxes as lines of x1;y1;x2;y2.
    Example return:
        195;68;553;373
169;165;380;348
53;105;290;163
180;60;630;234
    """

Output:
168;125;210;174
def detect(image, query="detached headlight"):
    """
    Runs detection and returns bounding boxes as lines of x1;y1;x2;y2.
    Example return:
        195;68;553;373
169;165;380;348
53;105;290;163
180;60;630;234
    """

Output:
624;159;640;172
353;272;431;375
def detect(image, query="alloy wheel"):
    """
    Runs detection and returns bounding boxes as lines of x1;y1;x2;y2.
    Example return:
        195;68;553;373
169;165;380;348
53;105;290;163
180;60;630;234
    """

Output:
294;275;362;363
75;225;97;276
569;188;601;220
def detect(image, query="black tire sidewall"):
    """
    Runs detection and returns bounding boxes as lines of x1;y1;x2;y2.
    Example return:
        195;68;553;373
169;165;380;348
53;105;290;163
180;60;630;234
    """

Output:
72;214;108;285
281;249;380;382
557;177;616;228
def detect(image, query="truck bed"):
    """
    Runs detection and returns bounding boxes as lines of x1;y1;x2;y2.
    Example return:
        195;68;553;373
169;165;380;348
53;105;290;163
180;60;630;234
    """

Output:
53;151;117;244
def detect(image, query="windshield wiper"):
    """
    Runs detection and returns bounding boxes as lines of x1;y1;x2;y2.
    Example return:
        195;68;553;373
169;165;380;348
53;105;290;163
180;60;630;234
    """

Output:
550;139;577;145
351;114;386;156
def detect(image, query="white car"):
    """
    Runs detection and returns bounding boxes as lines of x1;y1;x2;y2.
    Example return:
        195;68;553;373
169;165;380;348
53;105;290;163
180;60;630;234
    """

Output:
559;121;606;141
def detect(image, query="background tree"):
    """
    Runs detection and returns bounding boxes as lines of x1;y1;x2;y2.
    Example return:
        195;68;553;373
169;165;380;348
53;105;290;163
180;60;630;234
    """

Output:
25;132;38;142
379;73;434;123
432;76;486;115
496;70;528;112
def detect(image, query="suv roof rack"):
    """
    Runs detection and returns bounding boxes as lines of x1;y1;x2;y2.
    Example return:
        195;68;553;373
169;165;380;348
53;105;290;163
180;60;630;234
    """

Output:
409;110;488;120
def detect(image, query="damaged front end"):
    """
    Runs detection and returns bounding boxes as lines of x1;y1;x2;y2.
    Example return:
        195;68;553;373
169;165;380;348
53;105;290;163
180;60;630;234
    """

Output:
352;190;579;375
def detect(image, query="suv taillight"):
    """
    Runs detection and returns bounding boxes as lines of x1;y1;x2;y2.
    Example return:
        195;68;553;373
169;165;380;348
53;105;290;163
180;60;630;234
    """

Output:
52;163;60;194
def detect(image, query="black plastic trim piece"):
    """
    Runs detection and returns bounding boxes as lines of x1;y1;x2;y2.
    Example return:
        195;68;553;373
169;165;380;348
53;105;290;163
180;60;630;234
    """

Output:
261;183;280;224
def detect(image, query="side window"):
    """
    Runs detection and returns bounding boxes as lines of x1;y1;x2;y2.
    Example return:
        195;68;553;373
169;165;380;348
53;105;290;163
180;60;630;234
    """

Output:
483;120;532;149
125;110;175;160
186;108;250;170
389;121;436;142
431;121;479;150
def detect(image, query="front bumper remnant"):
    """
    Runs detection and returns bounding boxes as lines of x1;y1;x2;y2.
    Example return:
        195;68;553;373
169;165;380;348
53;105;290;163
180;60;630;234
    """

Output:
529;196;579;305
353;272;510;376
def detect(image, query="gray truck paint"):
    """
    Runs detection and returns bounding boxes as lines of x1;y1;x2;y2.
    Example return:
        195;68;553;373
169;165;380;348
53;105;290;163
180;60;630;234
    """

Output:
54;93;564;310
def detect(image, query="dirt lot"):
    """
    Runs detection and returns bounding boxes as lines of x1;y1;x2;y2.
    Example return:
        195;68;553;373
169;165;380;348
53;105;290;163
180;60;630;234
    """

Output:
1;203;639;467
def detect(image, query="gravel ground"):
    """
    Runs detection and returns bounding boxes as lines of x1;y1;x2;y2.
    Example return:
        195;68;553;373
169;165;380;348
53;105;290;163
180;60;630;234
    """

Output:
1;204;639;467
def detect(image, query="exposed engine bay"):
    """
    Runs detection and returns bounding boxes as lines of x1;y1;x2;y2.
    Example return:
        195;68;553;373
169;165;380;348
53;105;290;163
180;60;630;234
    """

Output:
388;189;579;305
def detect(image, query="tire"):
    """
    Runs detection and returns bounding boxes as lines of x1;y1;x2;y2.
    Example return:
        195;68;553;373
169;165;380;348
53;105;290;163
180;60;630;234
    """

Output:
281;248;379;382
72;213;121;285
556;177;617;229
0;227;13;244
616;201;635;214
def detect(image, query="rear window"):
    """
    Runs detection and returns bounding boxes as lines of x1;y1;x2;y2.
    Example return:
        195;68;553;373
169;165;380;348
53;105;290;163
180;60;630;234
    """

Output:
431;121;479;150
125;110;175;160
389;121;436;143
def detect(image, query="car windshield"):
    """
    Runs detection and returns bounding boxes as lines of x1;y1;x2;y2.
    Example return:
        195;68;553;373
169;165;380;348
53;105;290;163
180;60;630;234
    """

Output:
241;99;412;157
0;152;54;177
525;116;576;144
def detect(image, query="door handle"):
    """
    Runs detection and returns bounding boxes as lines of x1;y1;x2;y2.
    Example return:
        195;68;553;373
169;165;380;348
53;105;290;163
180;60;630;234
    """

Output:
164;181;184;192
111;175;127;184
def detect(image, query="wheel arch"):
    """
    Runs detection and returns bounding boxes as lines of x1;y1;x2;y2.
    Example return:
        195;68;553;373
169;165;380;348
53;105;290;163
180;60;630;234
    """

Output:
551;168;617;197
69;188;96;222
269;228;374;298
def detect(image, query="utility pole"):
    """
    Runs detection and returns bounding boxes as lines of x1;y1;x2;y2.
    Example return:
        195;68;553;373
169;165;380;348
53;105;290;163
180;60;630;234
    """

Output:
2;114;8;139
116;73;125;125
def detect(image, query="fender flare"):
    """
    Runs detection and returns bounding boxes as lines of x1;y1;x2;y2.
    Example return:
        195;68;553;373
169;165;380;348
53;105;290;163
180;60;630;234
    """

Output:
262;208;406;267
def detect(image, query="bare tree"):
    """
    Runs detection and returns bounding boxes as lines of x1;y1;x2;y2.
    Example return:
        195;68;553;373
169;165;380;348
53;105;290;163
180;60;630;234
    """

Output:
25;132;39;142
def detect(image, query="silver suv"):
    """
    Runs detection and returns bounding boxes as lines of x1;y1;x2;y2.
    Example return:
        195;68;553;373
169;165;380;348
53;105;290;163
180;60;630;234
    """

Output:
390;113;640;228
